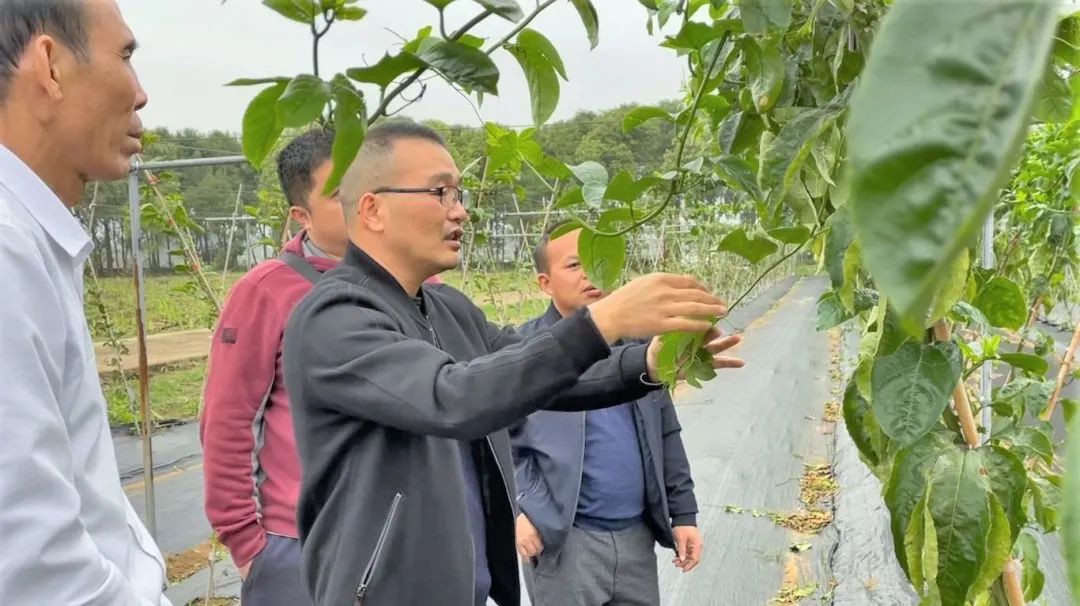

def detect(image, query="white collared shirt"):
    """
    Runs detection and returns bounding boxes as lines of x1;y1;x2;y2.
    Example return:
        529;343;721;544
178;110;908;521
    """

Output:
0;144;170;605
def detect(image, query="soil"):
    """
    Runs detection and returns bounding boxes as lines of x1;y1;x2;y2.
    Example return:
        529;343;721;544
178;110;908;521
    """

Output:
166;538;218;584
95;329;212;375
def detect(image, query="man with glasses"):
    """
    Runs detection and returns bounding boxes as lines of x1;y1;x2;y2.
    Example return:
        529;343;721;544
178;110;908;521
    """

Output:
282;121;744;606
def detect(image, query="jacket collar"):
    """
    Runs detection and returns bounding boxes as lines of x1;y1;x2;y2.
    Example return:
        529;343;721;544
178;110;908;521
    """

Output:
0;144;92;263
538;302;564;328
343;241;426;310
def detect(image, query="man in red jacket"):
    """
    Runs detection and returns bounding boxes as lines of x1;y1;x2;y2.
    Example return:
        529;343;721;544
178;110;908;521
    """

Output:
200;128;348;605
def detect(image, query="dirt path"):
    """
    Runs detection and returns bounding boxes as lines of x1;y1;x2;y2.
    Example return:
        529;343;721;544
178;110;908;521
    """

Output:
95;328;212;375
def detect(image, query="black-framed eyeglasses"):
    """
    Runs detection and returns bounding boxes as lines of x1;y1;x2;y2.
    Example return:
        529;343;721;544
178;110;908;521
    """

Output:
372;185;469;208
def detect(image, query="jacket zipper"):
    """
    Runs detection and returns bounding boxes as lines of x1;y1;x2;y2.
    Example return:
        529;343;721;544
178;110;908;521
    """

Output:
356;492;404;605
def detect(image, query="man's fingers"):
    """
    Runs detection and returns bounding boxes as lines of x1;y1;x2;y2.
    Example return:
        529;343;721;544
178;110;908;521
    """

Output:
657;274;710;291
666;302;728;322
662;318;715;334
711;355;746;369
703;334;741;353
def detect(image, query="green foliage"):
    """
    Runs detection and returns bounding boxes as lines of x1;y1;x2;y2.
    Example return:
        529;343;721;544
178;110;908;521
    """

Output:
871;342;960;448
846;0;1059;331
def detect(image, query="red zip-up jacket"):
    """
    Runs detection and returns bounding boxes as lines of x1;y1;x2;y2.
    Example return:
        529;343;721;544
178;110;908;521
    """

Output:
199;231;440;567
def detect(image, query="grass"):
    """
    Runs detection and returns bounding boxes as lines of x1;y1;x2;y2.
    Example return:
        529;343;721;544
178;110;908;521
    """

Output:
86;272;241;341
104;362;207;428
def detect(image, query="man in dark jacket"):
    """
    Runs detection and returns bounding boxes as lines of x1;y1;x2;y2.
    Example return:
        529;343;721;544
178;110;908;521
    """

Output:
282;122;743;606
512;225;706;606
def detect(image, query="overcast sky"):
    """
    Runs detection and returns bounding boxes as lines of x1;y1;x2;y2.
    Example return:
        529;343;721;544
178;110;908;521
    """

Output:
116;0;688;134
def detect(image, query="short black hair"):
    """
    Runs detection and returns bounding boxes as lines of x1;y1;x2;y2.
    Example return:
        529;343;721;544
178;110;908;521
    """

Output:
276;128;336;208
0;0;89;102
361;119;446;155
533;219;578;273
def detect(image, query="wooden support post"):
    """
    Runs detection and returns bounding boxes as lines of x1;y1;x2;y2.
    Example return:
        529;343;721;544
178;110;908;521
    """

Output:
1040;319;1080;422
932;321;980;449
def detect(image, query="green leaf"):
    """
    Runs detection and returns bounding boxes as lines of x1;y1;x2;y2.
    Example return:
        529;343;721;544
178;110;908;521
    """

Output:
334;5;367;20
424;0;457;8
739;0;792;35
475;0;523;22
1063;398;1079;426
742;39;785;113
415;39;500;94
276;74;331;128
241;82;288;167
1055;14;1080;66
817;290;852;331
262;0;317;24
973;277;1027;330
760;90;849;206
872;342;960;447
1032;473;1063;532
1034;66;1073;123
662;21;723;53
717;111;764;154
843;377;883;467
927;250;969;327
767;225;812;245
847;0;1059;330
995;426;1054;466
718;228;778;264
994;379;1053;420
578;228;625;292
517;29;566;79
347;53;423;88
982;446;1028;541
969;495;1013;600
507;42;560;126
885;432;953;573
824;206;854;289
623;106;673;133
570;161;608;191
569;0;600;49
325;75;367;195
905;491;931;594
603;171;664;203
1062;421;1080;596
714;155;763;201
226;77;290;86
997;352;1049;377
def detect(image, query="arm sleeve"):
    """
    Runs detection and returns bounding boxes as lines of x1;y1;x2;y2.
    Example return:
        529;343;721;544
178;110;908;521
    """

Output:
285;291;614;441
198;277;281;567
0;226;150;605
659;396;699;526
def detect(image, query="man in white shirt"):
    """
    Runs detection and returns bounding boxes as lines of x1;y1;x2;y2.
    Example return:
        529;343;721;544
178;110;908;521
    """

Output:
0;1;170;604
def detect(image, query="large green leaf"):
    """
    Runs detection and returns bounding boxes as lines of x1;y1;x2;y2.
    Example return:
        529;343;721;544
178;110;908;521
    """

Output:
969;495;1013;601
927;250;970;327
739;0;792;35
816;290;852;331
662;21;724;53
982;446;1028;540
262;0;317;24
824;206;854;289
569;0;600;49
1032;473;1063;532
416;39;500;93
1064;416;1080;599
997;352;1049;377
925;447;996;606
569;161;608;207
994;378;1053;419
1034;66;1073;123
768;225;812;245
718;228;778;263
325;75;367;195
995;426;1053;466
226;77;290;86
475;0;523;21
623;106;673;133
872;342;960;447
714;155;763;200
973;277;1027;330
846;0;1059;330
760;90;849;206
507;34;561;126
578;227;626;292
276;74;330;128
346;53;423;88
241;82;288;167
717;111;764;154
843;379;881;467
742;39;785;113
885;432;953;572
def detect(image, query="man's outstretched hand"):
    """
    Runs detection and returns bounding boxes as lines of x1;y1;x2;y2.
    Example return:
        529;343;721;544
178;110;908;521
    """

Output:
645;325;745;382
587;274;728;343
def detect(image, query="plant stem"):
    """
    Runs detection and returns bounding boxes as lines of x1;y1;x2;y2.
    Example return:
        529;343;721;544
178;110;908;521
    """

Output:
933;320;980;449
368;10;492;123
1041;317;1080;422
484;0;559;55
727;230;817;313
586;32;730;238
311;13;333;78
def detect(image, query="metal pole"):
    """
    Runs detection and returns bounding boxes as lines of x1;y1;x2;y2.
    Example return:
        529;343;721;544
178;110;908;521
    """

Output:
980;214;995;445
128;169;157;538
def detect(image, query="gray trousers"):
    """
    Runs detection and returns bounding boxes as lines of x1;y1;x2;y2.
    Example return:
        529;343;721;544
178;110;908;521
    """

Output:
240;534;312;606
530;523;660;606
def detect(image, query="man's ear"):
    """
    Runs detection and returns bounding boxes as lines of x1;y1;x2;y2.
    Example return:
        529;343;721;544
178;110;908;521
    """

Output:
288;206;312;230
358;192;384;233
24;35;65;103
537;273;553;297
